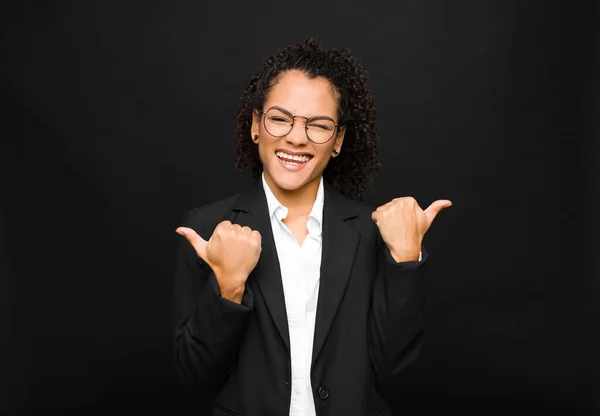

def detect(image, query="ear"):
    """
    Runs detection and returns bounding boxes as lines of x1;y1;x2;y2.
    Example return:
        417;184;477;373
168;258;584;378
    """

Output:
333;126;346;154
251;110;261;141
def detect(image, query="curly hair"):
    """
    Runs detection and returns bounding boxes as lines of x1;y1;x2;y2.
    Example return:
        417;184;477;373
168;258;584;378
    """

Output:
234;38;380;201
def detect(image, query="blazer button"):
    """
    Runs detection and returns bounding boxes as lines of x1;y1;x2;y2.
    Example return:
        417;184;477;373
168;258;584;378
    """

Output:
318;385;330;400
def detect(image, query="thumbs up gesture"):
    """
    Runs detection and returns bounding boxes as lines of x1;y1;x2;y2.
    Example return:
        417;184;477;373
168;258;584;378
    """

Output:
372;197;452;262
176;221;262;303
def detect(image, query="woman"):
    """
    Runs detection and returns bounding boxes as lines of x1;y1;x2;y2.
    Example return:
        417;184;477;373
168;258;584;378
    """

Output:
173;38;451;416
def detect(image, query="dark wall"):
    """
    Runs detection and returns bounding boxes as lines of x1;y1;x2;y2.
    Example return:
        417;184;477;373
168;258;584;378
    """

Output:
1;1;597;415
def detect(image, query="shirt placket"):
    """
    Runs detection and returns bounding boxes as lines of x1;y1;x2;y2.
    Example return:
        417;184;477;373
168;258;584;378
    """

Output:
277;224;305;415
302;232;320;416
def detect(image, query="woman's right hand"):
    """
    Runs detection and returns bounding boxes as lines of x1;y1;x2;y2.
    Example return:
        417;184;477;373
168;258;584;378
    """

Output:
176;221;262;303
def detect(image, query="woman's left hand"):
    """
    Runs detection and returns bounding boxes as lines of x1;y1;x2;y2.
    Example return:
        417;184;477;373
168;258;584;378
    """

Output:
371;197;452;262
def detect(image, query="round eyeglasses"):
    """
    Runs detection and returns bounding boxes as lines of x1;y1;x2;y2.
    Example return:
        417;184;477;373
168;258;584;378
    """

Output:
259;107;340;144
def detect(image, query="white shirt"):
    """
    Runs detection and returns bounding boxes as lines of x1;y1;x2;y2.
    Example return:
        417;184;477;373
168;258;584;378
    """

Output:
262;172;323;416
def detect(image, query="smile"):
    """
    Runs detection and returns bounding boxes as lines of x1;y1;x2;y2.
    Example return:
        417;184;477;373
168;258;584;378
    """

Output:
275;151;312;165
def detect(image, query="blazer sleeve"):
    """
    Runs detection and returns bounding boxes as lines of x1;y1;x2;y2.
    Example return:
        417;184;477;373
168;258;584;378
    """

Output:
172;210;254;389
367;227;427;387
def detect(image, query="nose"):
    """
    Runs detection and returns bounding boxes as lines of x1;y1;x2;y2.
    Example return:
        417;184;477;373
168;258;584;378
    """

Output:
284;118;309;146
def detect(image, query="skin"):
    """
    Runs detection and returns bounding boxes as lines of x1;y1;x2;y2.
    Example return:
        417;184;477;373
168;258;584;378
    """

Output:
250;70;345;245
251;70;345;219
176;69;451;304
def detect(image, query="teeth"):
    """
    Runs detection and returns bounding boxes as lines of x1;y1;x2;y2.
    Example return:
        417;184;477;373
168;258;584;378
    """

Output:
276;151;311;162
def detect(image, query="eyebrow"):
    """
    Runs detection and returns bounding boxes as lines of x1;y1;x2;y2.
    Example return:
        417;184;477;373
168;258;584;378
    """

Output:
267;105;337;122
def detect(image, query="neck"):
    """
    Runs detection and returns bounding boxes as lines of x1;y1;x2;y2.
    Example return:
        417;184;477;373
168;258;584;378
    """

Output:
263;172;320;218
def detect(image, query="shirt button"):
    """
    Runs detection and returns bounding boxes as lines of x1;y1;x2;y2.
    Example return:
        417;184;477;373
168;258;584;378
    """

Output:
295;386;301;395
317;385;330;400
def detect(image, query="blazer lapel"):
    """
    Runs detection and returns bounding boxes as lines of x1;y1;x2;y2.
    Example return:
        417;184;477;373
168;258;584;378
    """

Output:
312;181;360;365
231;182;290;353
230;179;361;361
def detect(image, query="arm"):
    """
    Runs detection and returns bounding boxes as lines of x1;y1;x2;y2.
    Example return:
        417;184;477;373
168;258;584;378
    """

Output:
172;213;253;389
368;194;450;387
367;231;427;387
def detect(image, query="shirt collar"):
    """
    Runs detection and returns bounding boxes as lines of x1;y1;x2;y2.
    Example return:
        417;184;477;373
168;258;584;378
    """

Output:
261;172;324;234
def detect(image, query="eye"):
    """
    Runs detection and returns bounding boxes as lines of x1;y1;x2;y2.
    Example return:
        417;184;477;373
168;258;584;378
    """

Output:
308;122;333;131
270;116;291;123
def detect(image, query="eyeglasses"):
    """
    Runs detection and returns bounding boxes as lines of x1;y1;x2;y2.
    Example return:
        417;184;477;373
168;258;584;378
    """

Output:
259;106;340;144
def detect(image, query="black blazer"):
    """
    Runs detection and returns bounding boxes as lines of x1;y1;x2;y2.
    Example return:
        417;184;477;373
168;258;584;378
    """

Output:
173;179;428;416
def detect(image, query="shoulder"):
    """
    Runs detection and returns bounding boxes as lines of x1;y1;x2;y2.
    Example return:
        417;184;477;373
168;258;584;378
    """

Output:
344;196;376;220
351;199;378;235
325;181;375;217
345;198;384;252
179;192;241;236
327;185;378;235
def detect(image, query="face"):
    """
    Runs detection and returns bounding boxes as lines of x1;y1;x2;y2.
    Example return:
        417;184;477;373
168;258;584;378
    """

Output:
251;70;345;194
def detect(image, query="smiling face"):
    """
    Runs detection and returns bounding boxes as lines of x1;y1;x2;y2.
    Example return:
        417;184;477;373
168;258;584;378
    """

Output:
251;70;345;197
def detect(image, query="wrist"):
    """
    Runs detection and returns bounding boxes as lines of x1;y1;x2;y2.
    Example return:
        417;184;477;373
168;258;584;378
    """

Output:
214;269;247;304
389;246;421;263
220;285;245;304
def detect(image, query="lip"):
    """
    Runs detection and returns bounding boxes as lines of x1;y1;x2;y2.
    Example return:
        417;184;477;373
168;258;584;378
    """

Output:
276;152;312;172
275;149;314;157
277;155;309;172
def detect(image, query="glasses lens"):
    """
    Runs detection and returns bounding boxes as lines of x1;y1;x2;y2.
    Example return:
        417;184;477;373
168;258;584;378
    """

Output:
264;109;293;137
306;118;336;143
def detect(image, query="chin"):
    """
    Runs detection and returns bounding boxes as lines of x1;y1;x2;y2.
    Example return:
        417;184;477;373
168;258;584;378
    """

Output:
271;172;309;191
265;163;316;192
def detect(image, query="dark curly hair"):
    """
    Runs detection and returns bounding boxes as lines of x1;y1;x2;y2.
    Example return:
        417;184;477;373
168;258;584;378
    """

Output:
234;38;380;201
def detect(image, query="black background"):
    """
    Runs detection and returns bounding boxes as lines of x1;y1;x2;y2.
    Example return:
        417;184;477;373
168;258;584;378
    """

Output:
1;1;598;415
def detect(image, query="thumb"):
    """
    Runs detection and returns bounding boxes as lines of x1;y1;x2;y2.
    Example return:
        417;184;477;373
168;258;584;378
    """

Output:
424;199;452;225
176;226;208;262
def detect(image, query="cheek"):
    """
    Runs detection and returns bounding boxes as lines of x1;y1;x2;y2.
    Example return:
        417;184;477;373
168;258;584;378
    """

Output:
256;142;267;164
316;146;333;164
256;137;275;161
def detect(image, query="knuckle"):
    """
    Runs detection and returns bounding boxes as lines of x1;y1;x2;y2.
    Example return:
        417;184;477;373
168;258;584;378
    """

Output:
215;220;230;234
394;197;412;207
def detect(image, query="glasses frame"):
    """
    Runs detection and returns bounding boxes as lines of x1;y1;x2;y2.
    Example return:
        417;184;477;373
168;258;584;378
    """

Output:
259;106;340;144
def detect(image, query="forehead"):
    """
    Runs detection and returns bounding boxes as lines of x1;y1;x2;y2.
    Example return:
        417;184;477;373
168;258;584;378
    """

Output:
264;70;339;118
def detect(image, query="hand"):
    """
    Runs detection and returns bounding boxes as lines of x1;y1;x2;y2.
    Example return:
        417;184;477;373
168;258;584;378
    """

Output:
176;221;262;303
371;197;452;262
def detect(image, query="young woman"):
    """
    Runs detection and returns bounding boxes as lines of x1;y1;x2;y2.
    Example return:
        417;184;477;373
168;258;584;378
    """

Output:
173;38;451;416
